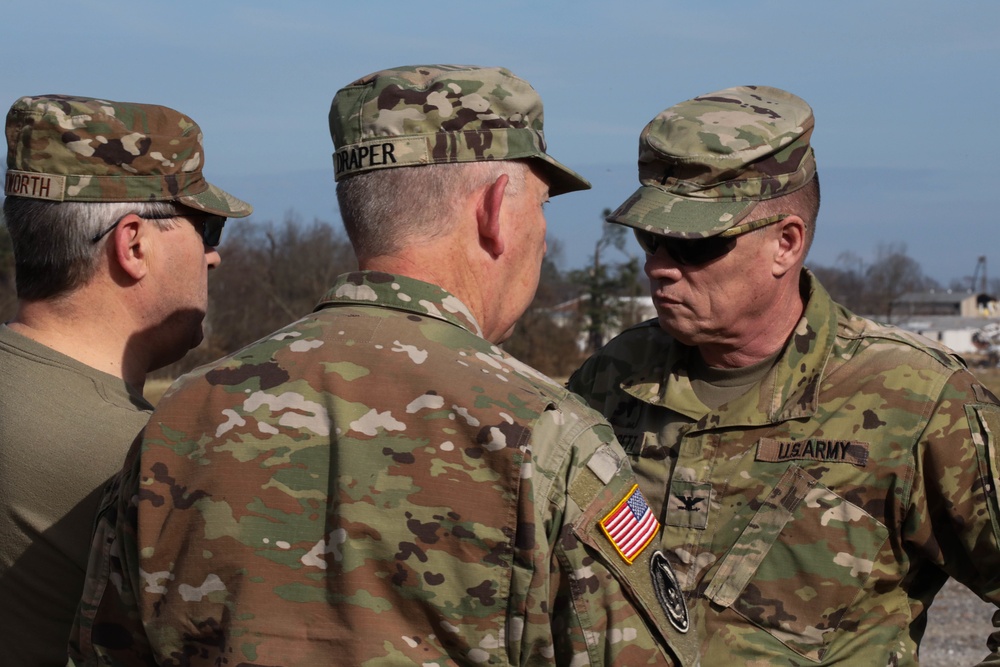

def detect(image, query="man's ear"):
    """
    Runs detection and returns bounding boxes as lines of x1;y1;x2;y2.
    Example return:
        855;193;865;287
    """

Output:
477;173;509;258
772;214;806;278
111;214;150;281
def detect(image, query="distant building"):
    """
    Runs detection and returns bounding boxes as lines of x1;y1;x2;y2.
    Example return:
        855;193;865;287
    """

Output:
891;290;999;319
890;290;1000;359
889;315;993;355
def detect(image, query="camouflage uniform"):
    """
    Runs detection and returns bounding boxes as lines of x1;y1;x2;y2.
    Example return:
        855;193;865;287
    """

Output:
570;271;1000;664
70;272;683;665
568;86;1000;664
69;66;693;665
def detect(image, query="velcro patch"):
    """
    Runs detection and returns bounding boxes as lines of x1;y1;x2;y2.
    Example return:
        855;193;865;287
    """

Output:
756;437;868;467
600;484;659;564
585;443;623;485
650;550;690;633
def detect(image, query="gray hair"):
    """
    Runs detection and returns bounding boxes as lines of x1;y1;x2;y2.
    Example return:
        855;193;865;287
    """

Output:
336;160;529;261
751;173;821;256
3;197;187;301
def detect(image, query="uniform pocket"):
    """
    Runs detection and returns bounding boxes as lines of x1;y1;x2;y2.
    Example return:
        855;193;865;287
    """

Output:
704;464;888;662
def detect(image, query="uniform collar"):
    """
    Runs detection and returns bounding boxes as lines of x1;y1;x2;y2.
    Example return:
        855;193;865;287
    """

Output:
315;271;484;337
620;269;837;427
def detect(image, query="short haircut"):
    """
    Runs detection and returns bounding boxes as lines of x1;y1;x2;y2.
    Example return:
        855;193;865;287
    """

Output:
751;173;821;256
3;197;187;301
336;160;530;261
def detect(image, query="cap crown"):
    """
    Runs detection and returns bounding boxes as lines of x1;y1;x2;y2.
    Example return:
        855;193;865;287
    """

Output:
329;64;589;196
608;85;816;238
5;94;251;217
639;85;815;201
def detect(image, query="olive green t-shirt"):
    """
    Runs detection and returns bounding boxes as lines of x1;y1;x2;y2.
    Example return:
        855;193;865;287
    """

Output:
0;325;153;666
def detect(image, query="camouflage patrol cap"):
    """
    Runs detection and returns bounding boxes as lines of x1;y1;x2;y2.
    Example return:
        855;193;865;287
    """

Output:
608;85;816;238
329;64;590;196
4;94;252;217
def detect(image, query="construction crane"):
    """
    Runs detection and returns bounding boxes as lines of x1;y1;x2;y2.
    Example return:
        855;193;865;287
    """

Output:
970;256;987;293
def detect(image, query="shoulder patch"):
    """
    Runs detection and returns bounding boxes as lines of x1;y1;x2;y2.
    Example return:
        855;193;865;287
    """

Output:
600;484;659;564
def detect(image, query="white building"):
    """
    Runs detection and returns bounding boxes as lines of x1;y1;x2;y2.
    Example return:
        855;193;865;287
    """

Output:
890;291;1000;363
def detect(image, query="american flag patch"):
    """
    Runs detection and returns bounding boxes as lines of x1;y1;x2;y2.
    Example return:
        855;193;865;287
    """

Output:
600;484;659;564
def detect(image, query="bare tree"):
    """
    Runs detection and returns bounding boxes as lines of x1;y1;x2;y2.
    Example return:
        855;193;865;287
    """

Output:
810;251;869;310
569;210;644;353
865;243;938;319
810;244;938;319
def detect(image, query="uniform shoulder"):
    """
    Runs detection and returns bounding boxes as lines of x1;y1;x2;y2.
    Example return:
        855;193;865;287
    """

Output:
500;347;616;445
837;310;967;373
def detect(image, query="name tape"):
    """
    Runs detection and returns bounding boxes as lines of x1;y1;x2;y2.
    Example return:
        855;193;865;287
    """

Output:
756;437;869;467
5;170;65;201
334;137;429;179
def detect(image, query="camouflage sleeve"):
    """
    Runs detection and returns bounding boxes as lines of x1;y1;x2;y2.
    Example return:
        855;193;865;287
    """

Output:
68;433;153;666
907;369;1000;664
70;357;684;665
523;398;686;665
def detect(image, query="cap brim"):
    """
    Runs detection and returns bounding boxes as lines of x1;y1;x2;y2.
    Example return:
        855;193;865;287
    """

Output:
531;153;590;197
177;182;253;218
606;184;757;239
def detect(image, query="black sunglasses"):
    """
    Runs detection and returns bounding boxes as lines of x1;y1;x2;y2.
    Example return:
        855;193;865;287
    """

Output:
633;214;789;267
91;212;227;246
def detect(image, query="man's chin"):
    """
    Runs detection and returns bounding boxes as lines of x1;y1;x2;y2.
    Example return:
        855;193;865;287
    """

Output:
148;316;206;372
181;315;206;354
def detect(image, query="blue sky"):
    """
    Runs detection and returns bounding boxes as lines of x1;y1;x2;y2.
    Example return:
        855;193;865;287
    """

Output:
3;2;998;284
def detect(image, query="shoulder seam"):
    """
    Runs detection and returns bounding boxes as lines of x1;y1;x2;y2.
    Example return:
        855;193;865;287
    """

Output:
837;320;965;371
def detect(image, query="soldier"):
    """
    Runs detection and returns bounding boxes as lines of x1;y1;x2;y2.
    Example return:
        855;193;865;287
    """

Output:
0;95;251;665
69;66;689;665
568;84;1000;664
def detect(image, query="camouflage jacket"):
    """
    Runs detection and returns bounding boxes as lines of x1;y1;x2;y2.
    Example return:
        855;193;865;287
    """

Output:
568;270;1000;665
70;271;687;666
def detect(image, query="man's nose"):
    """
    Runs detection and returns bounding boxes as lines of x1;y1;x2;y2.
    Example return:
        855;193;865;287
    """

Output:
644;246;683;280
206;247;222;270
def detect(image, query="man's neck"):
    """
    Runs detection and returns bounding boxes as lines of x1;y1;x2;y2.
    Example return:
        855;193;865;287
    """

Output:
362;245;497;341
697;278;806;369
9;295;146;391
